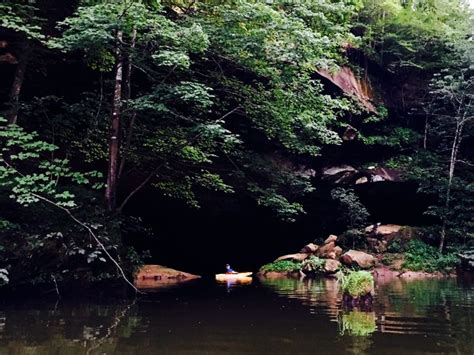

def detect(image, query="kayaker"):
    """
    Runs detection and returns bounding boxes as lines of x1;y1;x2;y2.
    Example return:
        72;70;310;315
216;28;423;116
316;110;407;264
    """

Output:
225;264;238;274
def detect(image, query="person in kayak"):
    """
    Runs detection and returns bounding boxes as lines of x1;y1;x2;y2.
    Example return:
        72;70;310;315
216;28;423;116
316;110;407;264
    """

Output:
225;264;238;274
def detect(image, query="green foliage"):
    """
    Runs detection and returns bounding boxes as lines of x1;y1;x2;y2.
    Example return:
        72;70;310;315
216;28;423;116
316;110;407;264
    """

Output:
0;120;142;287
0;120;103;207
1;0;473;289
250;185;305;222
301;255;326;273
360;127;420;148
402;240;460;272
358;0;473;73
338;270;374;297
0;1;45;41
331;188;370;241
259;260;302;273
53;1;208;72
387;239;403;253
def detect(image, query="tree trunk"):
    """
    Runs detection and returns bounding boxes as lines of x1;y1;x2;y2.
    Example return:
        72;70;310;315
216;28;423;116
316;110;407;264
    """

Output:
118;28;137;180
7;43;30;125
105;30;124;211
439;120;464;252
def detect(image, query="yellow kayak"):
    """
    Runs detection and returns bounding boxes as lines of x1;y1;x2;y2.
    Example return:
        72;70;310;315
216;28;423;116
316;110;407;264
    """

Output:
215;272;253;282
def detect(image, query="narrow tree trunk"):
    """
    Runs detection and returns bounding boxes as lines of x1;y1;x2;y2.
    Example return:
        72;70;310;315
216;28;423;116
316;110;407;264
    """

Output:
105;30;124;211
7;43;30;125
439;120;463;252
118;28;137;180
423;114;428;149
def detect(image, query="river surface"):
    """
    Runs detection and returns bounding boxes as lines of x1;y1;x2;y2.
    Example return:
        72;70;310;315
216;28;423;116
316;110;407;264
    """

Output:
0;276;473;354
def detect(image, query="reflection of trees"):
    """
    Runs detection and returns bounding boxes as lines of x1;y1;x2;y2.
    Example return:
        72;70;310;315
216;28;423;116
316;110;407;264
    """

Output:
259;277;340;320
261;275;474;352
86;299;137;354
0;300;141;354
374;278;471;338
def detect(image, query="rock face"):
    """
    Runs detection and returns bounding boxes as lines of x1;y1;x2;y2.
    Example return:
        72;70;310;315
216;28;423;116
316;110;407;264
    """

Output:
134;265;200;289
322;165;358;184
341;250;376;269
315;66;377;113
317;242;337;259
369;167;402;182
365;224;402;235
324;259;341;274
364;224;415;253
300;243;319;254
317;235;342;260
334;246;343;259
275;253;310;262
324;235;338;244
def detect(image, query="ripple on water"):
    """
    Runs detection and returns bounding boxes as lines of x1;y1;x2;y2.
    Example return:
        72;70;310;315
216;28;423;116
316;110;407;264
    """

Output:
0;276;472;354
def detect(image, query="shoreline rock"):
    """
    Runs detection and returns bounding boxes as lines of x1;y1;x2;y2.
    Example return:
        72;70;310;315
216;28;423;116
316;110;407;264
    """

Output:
341;250;376;269
373;266;457;282
134;265;200;289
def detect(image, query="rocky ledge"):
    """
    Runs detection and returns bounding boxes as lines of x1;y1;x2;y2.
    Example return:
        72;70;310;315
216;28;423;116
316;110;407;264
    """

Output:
134;264;200;289
258;234;376;279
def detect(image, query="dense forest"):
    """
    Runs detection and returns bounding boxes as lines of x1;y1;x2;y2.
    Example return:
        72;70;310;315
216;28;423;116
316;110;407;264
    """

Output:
0;0;473;291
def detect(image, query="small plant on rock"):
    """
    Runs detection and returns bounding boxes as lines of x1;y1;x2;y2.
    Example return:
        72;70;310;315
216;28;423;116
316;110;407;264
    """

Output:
259;260;302;273
300;255;325;274
338;270;374;298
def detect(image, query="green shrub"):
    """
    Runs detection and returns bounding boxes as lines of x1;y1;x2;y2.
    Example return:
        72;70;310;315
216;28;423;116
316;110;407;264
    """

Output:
338;270;374;297
381;253;396;266
387;240;403;253
259;260;302;273
300;255;325;273
403;240;460;272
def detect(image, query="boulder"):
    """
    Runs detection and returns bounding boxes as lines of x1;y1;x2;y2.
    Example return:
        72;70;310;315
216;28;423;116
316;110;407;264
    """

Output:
355;177;368;185
322;165;358;184
371;167;401;182
334;246;343;259
324;235;338;244
324;259;341;274
134;265;200;289
341;250;376;269
317;242;336;259
365;224;402;236
300;243;319;254
275;253;310;262
364;224;416;254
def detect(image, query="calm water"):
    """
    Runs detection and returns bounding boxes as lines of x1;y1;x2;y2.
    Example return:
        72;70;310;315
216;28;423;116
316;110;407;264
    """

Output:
0;277;473;354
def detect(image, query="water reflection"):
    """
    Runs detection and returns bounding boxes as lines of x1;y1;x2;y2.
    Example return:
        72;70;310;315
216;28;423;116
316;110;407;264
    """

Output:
261;275;474;353
216;276;253;290
338;311;376;336
0;301;141;354
259;277;340;319
0;277;472;354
